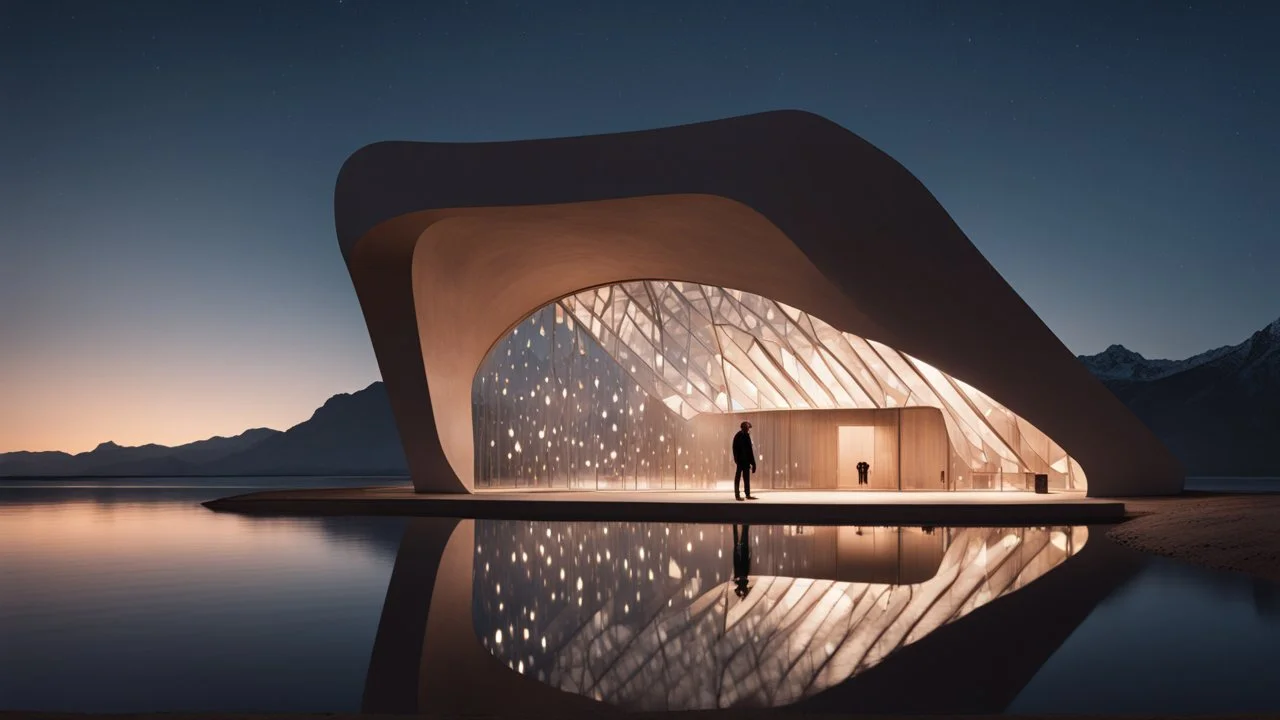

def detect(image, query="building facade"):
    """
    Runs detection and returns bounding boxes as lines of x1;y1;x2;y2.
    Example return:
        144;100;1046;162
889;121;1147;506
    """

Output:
335;111;1183;496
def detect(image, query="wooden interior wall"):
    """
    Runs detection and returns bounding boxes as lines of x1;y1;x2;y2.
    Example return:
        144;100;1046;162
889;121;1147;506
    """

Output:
869;408;900;490
830;526;946;584
676;407;949;490
900;407;949;490
897;527;948;581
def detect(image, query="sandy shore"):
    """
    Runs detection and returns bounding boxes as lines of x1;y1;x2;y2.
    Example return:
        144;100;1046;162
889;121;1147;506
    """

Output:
1109;492;1280;582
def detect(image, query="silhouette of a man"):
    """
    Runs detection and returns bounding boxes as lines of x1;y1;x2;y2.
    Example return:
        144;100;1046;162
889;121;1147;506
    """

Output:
732;421;757;500
732;523;752;598
856;460;870;486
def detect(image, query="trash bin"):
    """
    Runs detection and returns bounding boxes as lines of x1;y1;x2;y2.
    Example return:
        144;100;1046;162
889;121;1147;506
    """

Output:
1034;473;1049;494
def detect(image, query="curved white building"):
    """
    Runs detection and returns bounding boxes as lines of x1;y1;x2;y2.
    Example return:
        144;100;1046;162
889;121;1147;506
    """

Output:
334;110;1182;497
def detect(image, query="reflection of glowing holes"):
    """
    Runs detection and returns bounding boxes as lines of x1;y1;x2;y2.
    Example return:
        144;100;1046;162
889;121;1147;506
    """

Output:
473;521;1087;710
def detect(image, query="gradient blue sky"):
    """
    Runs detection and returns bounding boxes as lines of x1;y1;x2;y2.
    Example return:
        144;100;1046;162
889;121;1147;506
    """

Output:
2;1;1277;453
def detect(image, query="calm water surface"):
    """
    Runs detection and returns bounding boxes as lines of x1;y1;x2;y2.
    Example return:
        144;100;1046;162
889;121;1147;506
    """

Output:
1186;476;1280;493
1;477;1277;714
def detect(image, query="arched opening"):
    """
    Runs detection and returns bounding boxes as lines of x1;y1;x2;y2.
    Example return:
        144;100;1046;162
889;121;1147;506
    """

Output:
471;281;1086;492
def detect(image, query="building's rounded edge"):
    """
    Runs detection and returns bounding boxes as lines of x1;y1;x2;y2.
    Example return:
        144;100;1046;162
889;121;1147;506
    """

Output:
334;140;422;261
332;109;856;260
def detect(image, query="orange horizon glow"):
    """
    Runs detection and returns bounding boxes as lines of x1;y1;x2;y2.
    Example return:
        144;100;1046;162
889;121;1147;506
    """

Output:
1;354;379;455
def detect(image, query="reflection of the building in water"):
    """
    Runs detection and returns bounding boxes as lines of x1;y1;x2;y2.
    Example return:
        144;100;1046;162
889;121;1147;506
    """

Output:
472;521;1086;710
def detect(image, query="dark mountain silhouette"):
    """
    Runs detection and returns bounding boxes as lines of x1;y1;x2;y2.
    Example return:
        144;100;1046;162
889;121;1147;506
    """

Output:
1078;317;1280;476
204;382;407;476
169;428;283;463
0;428;281;477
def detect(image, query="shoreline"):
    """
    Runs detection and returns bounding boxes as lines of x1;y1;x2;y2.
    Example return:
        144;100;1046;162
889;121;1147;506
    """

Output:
1108;492;1280;582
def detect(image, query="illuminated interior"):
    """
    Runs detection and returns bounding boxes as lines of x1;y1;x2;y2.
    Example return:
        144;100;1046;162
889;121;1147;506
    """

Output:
473;521;1088;709
473;281;1087;491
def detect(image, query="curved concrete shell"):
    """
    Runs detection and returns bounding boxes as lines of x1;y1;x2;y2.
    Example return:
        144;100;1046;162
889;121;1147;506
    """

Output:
334;109;1182;497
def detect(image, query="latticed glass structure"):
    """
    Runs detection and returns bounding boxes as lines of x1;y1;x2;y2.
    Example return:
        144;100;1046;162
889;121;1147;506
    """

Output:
473;282;1087;492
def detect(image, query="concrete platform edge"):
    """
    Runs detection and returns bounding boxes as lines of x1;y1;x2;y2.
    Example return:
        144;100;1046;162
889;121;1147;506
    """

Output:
203;489;1126;526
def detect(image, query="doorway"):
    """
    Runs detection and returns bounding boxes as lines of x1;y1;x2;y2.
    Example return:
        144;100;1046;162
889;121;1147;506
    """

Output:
837;425;877;489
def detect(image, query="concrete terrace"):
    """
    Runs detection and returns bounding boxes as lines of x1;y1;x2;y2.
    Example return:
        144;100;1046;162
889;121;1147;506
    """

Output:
204;486;1125;525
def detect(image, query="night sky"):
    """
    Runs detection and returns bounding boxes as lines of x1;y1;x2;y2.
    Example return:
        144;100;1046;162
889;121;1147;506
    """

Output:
2;1;1277;453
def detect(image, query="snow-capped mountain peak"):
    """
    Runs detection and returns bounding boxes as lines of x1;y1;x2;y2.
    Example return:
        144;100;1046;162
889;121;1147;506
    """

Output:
1079;341;1238;382
1081;314;1280;476
1079;315;1280;383
1078;344;1188;382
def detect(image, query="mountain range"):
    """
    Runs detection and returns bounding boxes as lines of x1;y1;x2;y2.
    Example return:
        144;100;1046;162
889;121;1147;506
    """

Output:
4;317;1278;478
1077;317;1280;476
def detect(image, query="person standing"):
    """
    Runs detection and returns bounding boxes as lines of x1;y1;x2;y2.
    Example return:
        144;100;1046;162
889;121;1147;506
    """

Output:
857;460;870;486
732;421;757;500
